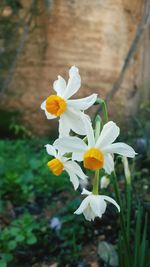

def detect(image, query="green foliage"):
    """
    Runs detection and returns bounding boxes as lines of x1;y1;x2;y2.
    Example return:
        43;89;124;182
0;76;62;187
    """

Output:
0;213;38;265
125;100;150;142
9;119;33;138
0;119;149;266
0;138;89;266
110;166;149;267
0;139;71;205
48;199;91;264
0;0;20;89
3;0;22;13
0;109;34;139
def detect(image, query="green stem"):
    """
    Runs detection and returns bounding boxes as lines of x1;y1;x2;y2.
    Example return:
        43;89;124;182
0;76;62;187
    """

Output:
95;98;108;124
102;100;108;124
92;170;99;195
92;116;101;195
95;115;101;142
126;182;132;244
134;205;142;267
122;157;132;244
112;171;131;267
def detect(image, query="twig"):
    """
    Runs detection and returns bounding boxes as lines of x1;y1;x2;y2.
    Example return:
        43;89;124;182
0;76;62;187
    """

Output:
0;0;36;95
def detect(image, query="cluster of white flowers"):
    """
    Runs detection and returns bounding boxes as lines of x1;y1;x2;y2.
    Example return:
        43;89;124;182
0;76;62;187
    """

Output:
41;66;136;221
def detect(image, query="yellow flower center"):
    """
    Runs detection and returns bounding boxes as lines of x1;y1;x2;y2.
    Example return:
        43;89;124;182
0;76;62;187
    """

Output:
83;148;104;170
46;95;67;116
47;158;64;176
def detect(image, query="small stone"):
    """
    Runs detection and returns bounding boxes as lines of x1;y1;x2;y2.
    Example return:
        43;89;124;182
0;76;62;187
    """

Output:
107;225;112;230
143;185;148;190
91;261;99;267
77;262;90;267
2;6;13;17
49;263;58;267
91;262;99;267
133;138;147;154
97;241;118;266
99;235;105;240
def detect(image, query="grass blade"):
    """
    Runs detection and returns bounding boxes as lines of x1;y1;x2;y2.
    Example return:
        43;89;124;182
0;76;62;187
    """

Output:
133;205;142;267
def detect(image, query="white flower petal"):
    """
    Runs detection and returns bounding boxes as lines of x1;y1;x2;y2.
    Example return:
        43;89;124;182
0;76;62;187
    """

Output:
65;169;79;190
64;108;87;135
58;115;70;137
45;144;57;157
64;161;87;180
63;66;81;99
102;195;120;212
81;114;95;147
67;94;97;110
103;154;114;174
96;121;120;149
74;196;90;215
72;152;85;162
90;196;106;217
53;75;66;97
102;143;136;158
81;189;92;195
83;206;96;221
54;136;87;155
75;193;120;221
45;110;56;119
41;100;46;110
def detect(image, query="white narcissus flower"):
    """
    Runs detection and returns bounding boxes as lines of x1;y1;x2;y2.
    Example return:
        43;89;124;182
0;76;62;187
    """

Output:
41;66;97;136
74;189;120;221
54;116;137;174
45;144;87;190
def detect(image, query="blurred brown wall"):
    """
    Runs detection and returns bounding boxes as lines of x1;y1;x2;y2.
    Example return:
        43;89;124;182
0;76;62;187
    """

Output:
1;0;149;136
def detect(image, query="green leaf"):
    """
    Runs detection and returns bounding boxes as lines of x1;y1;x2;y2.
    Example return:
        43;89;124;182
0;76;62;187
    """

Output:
0;157;5;175
134;206;142;267
9;227;19;235
7;240;17;251
97;241;118;267
0;260;7;267
26;235;37;245
139;214;148;267
2;253;13;262
29;159;41;170
15;235;25;242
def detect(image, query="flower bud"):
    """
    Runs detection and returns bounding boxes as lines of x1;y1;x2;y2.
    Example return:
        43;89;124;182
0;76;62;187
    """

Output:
100;176;110;189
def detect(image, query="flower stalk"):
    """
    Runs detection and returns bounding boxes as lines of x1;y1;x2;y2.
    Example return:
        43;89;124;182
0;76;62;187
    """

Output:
111;171;131;267
94;115;101;142
92;170;100;195
96;98;108;124
123;157;132;243
92;115;101;195
102;100;108;124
